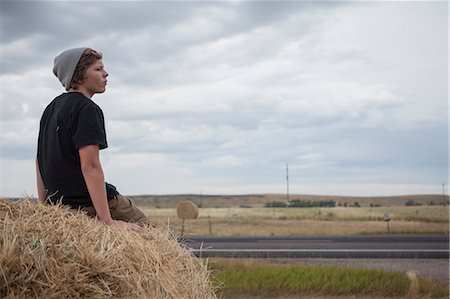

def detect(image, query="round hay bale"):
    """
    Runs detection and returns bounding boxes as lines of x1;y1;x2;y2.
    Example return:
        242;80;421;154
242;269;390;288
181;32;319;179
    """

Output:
177;201;198;219
0;199;215;298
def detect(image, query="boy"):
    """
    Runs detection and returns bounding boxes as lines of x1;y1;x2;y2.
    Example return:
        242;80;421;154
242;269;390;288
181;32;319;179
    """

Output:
36;47;148;232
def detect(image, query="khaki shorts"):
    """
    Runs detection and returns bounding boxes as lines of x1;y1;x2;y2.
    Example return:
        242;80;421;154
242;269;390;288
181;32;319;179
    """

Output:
80;194;149;225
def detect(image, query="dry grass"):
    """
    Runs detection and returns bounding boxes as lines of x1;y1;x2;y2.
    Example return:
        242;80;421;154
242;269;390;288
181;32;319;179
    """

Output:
170;219;447;236
158;206;448;222
0;199;216;298
130;194;449;208
140;207;449;236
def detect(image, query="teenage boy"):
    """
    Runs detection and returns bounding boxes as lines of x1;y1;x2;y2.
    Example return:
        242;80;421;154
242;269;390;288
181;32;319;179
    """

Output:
36;47;148;232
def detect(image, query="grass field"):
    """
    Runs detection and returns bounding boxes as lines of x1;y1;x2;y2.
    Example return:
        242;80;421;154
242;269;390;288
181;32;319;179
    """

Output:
131;194;449;208
139;206;449;236
209;259;449;299
6;197;446;298
138;196;448;298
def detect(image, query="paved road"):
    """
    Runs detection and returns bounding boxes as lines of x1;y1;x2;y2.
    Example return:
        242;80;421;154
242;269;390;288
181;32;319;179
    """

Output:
180;234;449;258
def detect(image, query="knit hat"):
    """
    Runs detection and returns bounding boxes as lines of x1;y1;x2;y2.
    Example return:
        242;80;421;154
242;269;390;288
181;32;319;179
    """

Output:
53;47;88;90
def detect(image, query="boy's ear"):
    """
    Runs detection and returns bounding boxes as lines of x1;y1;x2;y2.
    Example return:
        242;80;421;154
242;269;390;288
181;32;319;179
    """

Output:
75;77;85;87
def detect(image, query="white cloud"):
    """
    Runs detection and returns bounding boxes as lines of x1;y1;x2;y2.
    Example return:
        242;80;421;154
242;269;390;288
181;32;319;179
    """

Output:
101;152;198;195
202;154;245;167
0;1;447;197
0;158;35;198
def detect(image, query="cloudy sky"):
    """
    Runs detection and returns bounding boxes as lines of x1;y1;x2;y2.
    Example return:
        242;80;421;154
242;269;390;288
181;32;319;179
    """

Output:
1;1;448;198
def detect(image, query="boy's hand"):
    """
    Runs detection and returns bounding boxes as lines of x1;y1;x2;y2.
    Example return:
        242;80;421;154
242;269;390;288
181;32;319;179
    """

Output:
109;220;144;232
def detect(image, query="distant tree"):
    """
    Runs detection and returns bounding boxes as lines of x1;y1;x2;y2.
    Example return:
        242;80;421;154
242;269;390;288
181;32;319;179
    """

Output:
354;202;360;208
240;204;252;208
405;200;422;206
287;199;336;208
265;201;287;208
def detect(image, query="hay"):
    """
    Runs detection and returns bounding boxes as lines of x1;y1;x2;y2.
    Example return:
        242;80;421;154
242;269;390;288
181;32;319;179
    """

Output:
177;201;198;220
407;270;419;298
0;199;216;298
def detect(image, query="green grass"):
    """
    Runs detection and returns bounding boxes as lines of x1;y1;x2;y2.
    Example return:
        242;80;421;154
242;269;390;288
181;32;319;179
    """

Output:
209;259;449;298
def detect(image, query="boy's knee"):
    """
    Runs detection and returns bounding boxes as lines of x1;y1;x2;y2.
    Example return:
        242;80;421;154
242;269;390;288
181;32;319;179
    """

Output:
112;194;151;225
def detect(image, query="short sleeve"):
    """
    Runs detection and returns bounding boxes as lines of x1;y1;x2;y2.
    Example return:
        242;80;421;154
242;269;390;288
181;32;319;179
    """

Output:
72;105;108;150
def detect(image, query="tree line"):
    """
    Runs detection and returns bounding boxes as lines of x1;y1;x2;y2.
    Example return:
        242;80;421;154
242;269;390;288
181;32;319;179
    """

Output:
265;200;336;208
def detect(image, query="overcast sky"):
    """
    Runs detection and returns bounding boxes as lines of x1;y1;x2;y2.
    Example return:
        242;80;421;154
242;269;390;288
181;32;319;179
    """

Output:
0;1;448;198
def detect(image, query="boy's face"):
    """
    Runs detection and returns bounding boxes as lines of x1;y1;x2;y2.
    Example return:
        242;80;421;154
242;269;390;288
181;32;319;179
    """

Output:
81;59;108;96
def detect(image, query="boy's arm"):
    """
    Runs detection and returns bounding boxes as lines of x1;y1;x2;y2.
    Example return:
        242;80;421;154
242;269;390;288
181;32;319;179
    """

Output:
78;145;143;232
35;157;46;203
78;145;113;225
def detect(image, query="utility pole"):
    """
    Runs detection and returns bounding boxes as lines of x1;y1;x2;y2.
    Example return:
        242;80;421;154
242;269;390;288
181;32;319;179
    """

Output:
443;183;446;205
286;163;290;203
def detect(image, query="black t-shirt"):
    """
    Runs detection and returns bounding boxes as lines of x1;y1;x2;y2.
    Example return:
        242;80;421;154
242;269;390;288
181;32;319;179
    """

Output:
37;92;118;208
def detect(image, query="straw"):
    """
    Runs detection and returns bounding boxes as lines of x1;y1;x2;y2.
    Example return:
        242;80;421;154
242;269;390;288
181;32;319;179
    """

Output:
176;201;198;219
0;199;216;298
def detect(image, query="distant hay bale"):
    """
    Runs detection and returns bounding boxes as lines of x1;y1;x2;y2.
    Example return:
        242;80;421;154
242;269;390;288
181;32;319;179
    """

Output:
0;199;216;298
177;201;198;219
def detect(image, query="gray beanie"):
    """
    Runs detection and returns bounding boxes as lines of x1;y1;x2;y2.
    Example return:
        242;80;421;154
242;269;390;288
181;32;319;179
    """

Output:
53;47;88;90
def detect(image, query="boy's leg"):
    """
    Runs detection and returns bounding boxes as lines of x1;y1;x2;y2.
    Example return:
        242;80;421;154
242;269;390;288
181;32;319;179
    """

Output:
79;194;150;225
108;194;150;225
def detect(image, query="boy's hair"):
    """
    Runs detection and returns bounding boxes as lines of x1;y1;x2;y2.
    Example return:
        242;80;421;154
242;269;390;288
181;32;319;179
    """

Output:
69;48;103;90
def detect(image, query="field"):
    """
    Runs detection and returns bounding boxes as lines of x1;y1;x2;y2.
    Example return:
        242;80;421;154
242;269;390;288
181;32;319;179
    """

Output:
4;196;448;298
132;194;448;298
209;259;449;298
130;193;448;209
134;195;449;236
